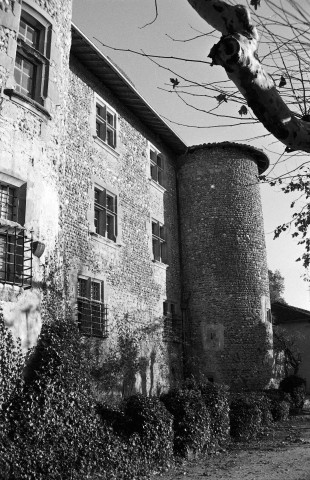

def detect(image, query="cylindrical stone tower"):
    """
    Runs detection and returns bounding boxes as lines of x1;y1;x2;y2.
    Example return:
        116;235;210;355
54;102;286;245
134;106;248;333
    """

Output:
178;142;273;390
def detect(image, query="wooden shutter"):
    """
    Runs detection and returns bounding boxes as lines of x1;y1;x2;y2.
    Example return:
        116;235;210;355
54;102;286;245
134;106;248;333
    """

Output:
112;196;117;241
98;189;106;237
16;182;27;226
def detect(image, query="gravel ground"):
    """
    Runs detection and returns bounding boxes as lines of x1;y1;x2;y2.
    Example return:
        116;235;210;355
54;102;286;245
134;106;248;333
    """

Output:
151;407;310;480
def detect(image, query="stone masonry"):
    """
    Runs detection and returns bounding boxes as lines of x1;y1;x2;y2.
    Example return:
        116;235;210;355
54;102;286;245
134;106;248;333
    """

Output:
177;143;273;390
0;0;273;395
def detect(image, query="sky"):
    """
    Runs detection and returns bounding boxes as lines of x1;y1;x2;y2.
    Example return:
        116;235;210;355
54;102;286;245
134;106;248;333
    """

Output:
72;0;310;309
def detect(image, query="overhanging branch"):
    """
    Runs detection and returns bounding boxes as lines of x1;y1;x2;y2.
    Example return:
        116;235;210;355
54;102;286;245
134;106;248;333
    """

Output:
187;0;310;153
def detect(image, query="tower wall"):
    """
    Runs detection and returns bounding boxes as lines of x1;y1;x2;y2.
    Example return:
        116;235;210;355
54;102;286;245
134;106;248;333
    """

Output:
178;143;273;390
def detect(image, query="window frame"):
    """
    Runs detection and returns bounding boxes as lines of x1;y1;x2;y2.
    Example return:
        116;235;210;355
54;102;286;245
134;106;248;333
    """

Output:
95;100;117;149
14;5;51;106
150;148;165;187
152;219;167;263
77;276;108;338
94;186;118;242
0;179;32;288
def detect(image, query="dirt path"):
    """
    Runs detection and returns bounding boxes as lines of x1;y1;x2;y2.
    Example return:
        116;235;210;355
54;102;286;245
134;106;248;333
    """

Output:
151;412;310;480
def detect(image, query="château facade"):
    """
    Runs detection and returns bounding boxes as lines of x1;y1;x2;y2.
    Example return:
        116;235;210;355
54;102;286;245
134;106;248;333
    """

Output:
0;0;273;394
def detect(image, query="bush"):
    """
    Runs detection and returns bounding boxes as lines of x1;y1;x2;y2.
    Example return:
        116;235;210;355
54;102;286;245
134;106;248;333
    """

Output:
279;375;306;412
230;392;272;441
161;388;211;458
0;308;24;408
199;382;230;446
0;316;108;480
123;394;174;472
264;389;290;421
96;394;174;478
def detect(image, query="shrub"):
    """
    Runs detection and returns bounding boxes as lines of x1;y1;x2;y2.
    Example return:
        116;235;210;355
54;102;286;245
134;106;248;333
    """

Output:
279;375;306;412
230;392;272;441
161;388;211;458
0;308;24;408
199;382;230;446
96;394;174;478
264;389;290;421
124;394;174;472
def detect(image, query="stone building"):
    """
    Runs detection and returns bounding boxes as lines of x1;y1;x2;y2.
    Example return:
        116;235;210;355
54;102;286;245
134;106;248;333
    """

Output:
0;0;273;394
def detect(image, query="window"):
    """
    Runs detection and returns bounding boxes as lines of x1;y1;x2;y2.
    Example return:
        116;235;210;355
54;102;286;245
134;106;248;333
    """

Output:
163;301;182;343
152;220;166;262
0;182;32;287
94;187;117;241
150;149;164;186
77;277;108;338
14;8;51;104
96;102;117;148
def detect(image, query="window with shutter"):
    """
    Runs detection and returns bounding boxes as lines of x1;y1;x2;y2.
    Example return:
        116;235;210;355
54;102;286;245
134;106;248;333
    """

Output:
150;149;164;186
95;102;117;149
94;187;117;242
152;219;166;263
14;6;51;105
0;181;32;287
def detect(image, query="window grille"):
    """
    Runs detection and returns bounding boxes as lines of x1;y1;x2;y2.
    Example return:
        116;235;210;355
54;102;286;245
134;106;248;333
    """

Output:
0;226;32;288
77;277;108;338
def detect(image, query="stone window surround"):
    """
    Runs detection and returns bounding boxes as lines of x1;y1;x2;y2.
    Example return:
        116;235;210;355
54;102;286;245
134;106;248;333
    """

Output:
151;218;167;264
87;177;122;248
0;172;32;289
149;143;166;191
92;94;119;157
76;273;108;338
4;0;56;120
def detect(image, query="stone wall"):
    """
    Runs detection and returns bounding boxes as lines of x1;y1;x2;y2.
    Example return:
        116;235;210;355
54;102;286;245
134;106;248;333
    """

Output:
177;143;273;390
63;57;183;397
0;0;73;350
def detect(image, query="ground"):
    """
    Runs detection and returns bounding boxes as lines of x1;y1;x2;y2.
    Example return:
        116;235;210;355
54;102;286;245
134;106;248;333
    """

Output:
151;401;310;480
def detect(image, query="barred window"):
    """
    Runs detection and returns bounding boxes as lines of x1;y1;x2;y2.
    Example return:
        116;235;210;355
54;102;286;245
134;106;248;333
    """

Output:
96;103;117;149
152;220;166;263
0;181;32;288
77;277;108;338
150;149;164;186
94;187;117;242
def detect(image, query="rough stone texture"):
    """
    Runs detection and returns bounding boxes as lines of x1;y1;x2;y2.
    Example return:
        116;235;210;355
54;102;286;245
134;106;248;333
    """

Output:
64;57;183;395
177;144;273;390
0;0;273;394
0;0;72;350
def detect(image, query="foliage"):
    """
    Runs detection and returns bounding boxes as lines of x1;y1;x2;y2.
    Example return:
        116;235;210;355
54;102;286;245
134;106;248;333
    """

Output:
183;378;230;446
264;389;290;422
0;308;24;408
123;394;174;471
91;314;142;399
96;394;174;478
161;387;211;458
230;393;272;441
0;315;106;480
268;269;287;304
279;375;306;412
273;327;303;376
200;382;230;446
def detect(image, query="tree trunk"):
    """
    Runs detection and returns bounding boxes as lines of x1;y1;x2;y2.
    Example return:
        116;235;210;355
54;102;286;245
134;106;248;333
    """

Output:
187;0;310;154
